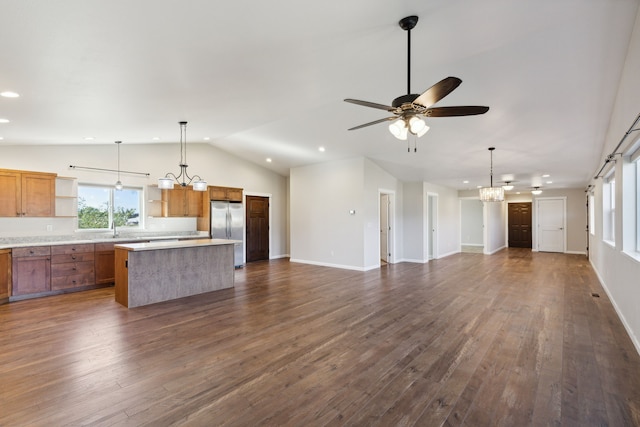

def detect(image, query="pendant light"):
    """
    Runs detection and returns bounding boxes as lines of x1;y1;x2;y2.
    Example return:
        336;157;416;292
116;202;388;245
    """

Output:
479;147;504;202
158;121;207;191
114;140;123;191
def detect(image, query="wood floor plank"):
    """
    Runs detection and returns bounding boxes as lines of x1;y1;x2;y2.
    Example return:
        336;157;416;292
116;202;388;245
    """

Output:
1;249;639;426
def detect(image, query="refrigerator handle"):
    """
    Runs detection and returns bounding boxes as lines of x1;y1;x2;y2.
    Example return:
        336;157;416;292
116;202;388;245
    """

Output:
227;211;231;238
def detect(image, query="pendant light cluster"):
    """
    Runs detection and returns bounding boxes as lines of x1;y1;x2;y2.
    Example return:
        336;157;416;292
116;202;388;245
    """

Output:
114;140;123;190
158;121;207;191
479;147;504;202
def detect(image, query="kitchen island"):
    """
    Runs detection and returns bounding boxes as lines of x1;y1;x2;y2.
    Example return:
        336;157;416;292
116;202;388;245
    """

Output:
114;238;237;308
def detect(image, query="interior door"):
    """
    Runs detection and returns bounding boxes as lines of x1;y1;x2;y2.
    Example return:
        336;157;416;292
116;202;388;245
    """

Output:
508;203;532;248
537;198;565;252
246;195;269;262
380;194;389;263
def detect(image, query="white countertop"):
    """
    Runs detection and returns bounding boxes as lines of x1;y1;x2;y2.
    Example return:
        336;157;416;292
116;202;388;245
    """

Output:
0;233;209;249
115;238;240;252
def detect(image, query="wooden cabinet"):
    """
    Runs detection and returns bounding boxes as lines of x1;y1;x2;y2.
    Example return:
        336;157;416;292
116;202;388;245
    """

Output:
0;249;10;304
12;246;51;296
50;244;95;291
0;169;56;217
95;242;115;285
161;185;204;217
209;186;243;202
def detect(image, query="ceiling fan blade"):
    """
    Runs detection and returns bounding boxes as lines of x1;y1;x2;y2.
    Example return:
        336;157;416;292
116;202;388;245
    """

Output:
412;76;462;108
424;106;490;117
348;116;397;131
344;98;395;112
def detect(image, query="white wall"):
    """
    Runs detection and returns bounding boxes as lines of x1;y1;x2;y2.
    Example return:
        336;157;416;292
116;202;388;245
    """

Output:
483;201;506;255
589;5;640;353
460;199;484;245
290;157;366;269
401;182;425;262
0;143;289;257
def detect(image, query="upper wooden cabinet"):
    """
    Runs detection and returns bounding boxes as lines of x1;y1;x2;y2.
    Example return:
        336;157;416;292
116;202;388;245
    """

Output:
209;186;243;202
0;169;56;217
161;185;204;217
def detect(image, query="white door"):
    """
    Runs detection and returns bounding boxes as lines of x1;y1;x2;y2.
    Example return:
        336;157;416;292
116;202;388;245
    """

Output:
537;198;565;252
380;194;389;262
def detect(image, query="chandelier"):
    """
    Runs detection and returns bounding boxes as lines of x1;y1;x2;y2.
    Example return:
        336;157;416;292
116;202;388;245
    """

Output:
158;121;207;191
479;147;504;202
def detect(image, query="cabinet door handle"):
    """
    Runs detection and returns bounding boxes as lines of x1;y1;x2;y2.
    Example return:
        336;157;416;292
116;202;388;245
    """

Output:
71;255;76;260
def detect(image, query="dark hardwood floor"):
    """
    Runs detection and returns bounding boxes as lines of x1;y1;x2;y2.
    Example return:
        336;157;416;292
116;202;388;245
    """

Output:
1;249;639;426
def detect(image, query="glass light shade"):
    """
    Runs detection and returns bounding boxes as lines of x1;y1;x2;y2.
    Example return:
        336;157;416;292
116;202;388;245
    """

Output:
502;184;514;191
415;124;429;137
409;117;426;134
115;180;123;191
158;177;174;189
532;188;542;195
479;186;504;202
192;180;208;191
388;119;408;140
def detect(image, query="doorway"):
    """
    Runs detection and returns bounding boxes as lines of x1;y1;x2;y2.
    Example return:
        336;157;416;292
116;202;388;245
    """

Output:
508;202;532;248
427;193;438;260
536;197;566;253
380;193;390;264
245;195;269;262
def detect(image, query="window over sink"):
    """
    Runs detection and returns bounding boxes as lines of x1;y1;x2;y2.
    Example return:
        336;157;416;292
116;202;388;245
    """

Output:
77;184;142;230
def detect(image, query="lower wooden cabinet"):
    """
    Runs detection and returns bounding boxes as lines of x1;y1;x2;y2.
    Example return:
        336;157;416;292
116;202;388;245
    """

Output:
0;249;11;303
12;246;51;296
50;243;95;291
95;242;116;285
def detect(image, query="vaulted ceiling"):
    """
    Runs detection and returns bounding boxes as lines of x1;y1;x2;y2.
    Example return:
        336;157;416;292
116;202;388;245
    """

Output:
1;1;638;192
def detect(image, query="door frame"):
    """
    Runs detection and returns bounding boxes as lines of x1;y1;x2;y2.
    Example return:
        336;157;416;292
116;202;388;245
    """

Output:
533;196;567;253
378;189;396;266
244;191;272;261
426;192;439;260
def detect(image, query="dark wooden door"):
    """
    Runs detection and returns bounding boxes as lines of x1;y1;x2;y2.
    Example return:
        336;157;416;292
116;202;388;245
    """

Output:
246;196;269;262
508;202;532;248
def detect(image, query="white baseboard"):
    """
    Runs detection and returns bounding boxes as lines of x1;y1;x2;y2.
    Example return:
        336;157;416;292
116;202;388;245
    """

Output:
484;245;506;255
289;258;368;271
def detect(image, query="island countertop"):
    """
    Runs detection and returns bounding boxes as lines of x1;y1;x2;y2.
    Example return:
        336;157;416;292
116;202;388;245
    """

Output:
115;238;239;252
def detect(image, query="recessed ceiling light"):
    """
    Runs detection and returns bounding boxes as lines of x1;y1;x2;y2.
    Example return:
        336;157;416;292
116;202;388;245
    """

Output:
476;185;482;189
542;174;550;178
516;192;521;194
318;146;325;152
152;137;160;141
84;137;94;141
266;158;272;163
0;137;4;140
546;181;553;184
0;118;10;123
463;180;469;184
203;137;211;141
0;91;19;98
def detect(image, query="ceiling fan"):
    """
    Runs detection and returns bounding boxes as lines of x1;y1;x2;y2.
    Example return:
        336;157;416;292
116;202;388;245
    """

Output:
344;16;489;141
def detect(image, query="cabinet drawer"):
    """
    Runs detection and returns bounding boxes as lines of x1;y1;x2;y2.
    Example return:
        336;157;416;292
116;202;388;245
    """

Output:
51;243;95;255
51;260;95;277
51;273;95;290
12;246;51;258
51;252;95;264
95;242;116;251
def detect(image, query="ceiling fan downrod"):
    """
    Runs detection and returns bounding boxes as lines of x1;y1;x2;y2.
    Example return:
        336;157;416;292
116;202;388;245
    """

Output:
399;16;418;95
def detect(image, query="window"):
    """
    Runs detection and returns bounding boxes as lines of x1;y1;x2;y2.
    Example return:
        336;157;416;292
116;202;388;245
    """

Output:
635;157;640;252
77;184;142;230
603;175;615;244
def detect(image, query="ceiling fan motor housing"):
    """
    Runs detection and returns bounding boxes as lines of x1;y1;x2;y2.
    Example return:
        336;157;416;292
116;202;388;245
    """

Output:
392;94;421;109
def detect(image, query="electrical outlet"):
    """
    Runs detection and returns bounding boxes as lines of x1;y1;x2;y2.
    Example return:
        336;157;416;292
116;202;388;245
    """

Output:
46;224;53;232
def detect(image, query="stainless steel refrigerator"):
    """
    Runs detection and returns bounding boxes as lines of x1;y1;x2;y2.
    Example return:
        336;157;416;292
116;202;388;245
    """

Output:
210;201;244;267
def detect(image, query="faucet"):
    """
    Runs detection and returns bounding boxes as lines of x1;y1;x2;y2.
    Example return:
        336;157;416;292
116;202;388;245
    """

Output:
112;221;119;238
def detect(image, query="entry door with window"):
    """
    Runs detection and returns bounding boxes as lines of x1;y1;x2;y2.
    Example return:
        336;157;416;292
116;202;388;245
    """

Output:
537;198;566;252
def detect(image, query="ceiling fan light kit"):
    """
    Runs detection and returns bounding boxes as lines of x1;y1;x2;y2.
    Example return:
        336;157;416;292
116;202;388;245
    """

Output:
344;15;489;147
479;147;504;202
